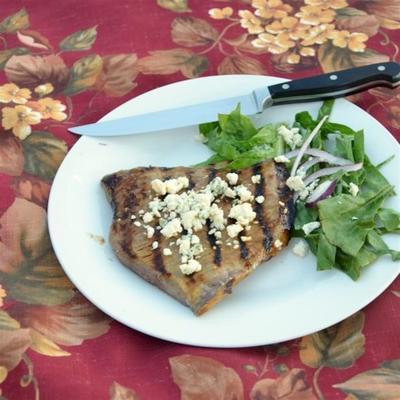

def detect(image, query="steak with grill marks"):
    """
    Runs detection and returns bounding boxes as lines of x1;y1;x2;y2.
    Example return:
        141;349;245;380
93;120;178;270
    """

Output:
102;161;294;315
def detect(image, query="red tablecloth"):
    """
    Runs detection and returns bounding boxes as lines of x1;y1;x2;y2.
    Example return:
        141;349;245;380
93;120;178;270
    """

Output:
0;1;399;399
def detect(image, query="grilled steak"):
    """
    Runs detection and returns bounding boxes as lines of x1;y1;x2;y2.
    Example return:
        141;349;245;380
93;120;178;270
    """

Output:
102;161;294;315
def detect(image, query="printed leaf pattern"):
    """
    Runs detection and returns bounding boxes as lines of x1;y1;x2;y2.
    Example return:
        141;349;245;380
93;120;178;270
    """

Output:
169;354;244;400
5;54;70;91
0;8;29;33
334;360;400;399
96;54;138;96
17;30;52;50
109;382;140;400
250;369;317;400
0;48;29;70
300;312;365;369
0;311;20;331
9;293;111;346
59;26;98;51
0;328;31;370
0;135;24;176
22;131;68;180
64;54;103;95
138;49;208;78
0;198;74;305
218;55;265;75
157;0;191;13
171;16;218;47
29;329;71;357
318;42;389;73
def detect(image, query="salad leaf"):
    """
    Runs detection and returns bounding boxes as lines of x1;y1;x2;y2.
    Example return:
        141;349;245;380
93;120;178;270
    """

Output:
317;99;334;120
377;208;400;232
196;104;280;169
197;100;399;280
317;232;336;270
218;104;257;139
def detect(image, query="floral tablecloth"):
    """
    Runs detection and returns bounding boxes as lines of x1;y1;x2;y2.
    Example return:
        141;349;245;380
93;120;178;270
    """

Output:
0;1;399;399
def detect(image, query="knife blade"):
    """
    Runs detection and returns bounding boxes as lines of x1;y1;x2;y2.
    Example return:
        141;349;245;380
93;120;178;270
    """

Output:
69;62;400;137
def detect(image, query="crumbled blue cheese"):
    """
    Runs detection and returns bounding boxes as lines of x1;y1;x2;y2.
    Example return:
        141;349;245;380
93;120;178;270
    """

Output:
146;226;155;239
225;188;236;198
165;177;189;194
227;223;243;238
255;195;265;204
142;212;153;223
134;221;141;227
209;203;225;230
180;259;202;275
226;172;239;185
209;177;228;196
161;218;182;238
151;179;167;195
292;240;308;257
163;248;172;256
152;241;159;250
274;239;283;249
144;174;263;274
302;221;320;236
286;176;306;192
278;125;302;150
235;185;253;202
349;182;359;197
229;203;256;225
274;155;290;163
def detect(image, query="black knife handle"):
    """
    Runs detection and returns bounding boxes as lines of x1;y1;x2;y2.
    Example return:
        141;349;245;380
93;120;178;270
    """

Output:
267;62;400;106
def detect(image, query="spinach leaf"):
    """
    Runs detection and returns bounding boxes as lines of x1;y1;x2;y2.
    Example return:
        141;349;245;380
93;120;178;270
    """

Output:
317;99;334;120
317;232;336;270
377;208;400;232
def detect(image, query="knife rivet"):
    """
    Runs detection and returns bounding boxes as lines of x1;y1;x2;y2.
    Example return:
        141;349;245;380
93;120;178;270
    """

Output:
377;65;386;71
329;74;338;81
282;84;290;90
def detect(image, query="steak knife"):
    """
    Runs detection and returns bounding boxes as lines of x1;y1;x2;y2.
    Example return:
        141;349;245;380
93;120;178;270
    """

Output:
69;62;400;137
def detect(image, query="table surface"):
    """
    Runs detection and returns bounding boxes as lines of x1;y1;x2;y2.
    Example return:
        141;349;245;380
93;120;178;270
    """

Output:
0;1;399;399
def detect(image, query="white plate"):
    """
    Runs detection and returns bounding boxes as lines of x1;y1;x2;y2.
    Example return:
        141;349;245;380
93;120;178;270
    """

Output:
48;75;400;348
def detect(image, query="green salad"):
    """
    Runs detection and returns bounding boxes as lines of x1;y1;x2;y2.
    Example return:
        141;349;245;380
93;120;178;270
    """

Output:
196;100;400;280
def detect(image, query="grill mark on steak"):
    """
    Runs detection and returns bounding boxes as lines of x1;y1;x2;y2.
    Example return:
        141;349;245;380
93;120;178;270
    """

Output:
206;167;221;266
187;171;195;190
252;164;273;252
152;228;167;274
274;163;295;229
238;232;250;260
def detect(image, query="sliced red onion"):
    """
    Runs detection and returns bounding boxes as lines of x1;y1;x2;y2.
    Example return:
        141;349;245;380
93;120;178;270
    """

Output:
299;157;321;174
291;116;329;177
306;179;337;207
303;163;363;187
282;148;352;166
